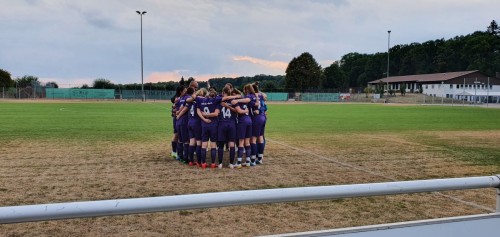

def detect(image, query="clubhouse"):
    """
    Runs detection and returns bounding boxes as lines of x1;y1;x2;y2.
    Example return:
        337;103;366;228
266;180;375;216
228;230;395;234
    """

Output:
368;70;500;103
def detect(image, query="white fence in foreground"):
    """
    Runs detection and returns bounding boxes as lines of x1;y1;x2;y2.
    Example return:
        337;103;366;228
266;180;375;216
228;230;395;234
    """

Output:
1;176;499;225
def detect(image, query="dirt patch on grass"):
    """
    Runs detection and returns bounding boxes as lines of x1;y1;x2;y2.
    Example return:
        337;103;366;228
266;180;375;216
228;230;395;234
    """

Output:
1;131;499;236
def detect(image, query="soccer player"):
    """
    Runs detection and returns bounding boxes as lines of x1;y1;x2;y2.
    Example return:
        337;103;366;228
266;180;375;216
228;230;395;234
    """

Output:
183;87;200;166
175;86;189;163
231;85;256;168
252;83;267;164
217;87;242;168
196;90;221;169
170;86;185;160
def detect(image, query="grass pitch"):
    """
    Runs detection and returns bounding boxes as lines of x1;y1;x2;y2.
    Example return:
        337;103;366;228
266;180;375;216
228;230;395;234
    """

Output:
1;100;500;236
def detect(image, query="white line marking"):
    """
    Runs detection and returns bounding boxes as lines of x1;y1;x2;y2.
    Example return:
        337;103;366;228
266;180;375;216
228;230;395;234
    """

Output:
267;138;495;212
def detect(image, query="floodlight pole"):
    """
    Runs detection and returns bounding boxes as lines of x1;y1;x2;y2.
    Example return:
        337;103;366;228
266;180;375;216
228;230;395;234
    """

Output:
386;30;391;96
474;78;480;106
136;11;147;102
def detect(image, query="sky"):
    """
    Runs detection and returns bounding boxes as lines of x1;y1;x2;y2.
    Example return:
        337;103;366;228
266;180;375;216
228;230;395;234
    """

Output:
1;0;498;87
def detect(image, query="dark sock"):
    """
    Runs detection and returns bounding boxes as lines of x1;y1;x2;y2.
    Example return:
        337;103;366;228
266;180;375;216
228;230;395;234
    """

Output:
245;146;251;162
201;148;206;164
196;145;202;164
237;147;244;164
188;145;195;162
210;148;217;164
177;143;183;159
251;143;257;162
229;147;235;164
183;143;189;161
258;142;264;160
171;141;177;153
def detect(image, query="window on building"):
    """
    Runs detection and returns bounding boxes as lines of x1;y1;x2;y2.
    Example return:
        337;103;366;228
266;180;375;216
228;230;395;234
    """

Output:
456;84;459;89
432;85;434;89
450;84;453;89
425;85;428;89
490;85;493;89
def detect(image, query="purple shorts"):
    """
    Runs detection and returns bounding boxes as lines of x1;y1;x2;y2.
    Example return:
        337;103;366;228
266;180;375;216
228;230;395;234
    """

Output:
237;120;252;139
172;117;177;133
218;121;237;142
202;125;218;142
252;114;266;137
176;121;189;143
188;120;202;140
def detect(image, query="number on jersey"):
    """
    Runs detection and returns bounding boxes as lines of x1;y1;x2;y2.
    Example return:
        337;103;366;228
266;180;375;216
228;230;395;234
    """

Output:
190;105;195;117
222;107;231;118
242;104;249;115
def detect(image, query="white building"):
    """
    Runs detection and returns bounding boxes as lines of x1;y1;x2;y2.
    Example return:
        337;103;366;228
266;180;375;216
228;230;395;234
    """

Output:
368;70;500;103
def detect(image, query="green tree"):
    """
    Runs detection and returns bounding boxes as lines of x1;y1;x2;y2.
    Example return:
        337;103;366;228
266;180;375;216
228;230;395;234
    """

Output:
322;62;347;91
285;52;322;91
487;20;499;35
92;78;114;89
15;75;40;87
363;86;373;98
400;83;407;96
0;69;14;87
45;81;59;88
261;80;278;92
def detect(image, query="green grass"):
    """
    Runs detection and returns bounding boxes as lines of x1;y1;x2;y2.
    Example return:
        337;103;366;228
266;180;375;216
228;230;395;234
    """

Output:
0;102;170;142
266;104;500;136
2;102;500;142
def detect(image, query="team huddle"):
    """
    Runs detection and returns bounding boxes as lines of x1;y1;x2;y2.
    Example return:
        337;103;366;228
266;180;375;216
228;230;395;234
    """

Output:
170;81;267;169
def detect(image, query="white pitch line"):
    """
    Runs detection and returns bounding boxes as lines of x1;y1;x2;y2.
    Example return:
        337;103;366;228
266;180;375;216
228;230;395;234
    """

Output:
266;138;495;212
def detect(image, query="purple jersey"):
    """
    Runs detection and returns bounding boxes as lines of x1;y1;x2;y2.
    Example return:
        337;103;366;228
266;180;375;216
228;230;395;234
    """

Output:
187;100;202;140
196;96;221;127
187;100;200;122
235;97;252;124
177;94;189;125
218;99;237;123
245;94;258;116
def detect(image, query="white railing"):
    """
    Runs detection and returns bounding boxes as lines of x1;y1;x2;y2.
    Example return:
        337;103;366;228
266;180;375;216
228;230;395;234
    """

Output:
1;175;499;224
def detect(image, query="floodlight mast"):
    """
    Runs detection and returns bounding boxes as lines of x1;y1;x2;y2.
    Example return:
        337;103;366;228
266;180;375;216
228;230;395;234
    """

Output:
136;11;147;101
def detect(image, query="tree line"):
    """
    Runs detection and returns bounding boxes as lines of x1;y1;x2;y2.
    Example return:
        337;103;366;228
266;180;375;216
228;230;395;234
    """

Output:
2;20;498;93
285;20;500;92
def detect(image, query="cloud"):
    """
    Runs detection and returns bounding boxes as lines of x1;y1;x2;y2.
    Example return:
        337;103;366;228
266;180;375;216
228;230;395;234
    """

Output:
232;56;288;73
2;0;499;87
146;71;239;83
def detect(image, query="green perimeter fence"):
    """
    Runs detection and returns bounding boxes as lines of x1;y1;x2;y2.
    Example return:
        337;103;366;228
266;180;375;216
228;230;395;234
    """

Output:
1;88;344;102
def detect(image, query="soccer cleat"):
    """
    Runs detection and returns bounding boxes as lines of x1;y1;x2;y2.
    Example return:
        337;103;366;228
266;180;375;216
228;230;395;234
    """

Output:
235;163;242;169
256;159;262;165
201;163;207;169
218;163;223;169
250;162;256;166
210;163;217;169
188;162;194;166
171;152;177;158
229;164;235;169
244;162;251;167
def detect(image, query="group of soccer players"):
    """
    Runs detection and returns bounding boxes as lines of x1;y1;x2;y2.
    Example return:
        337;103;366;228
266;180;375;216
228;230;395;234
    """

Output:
169;81;267;169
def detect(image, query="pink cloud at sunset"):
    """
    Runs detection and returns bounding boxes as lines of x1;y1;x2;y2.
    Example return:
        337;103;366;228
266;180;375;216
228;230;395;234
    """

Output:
232;56;288;72
146;71;240;83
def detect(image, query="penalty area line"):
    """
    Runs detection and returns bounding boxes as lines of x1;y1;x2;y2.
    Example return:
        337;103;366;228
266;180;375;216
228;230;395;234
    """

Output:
266;138;495;213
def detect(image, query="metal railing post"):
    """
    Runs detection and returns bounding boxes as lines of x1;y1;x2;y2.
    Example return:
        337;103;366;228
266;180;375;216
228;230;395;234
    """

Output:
496;188;500;213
